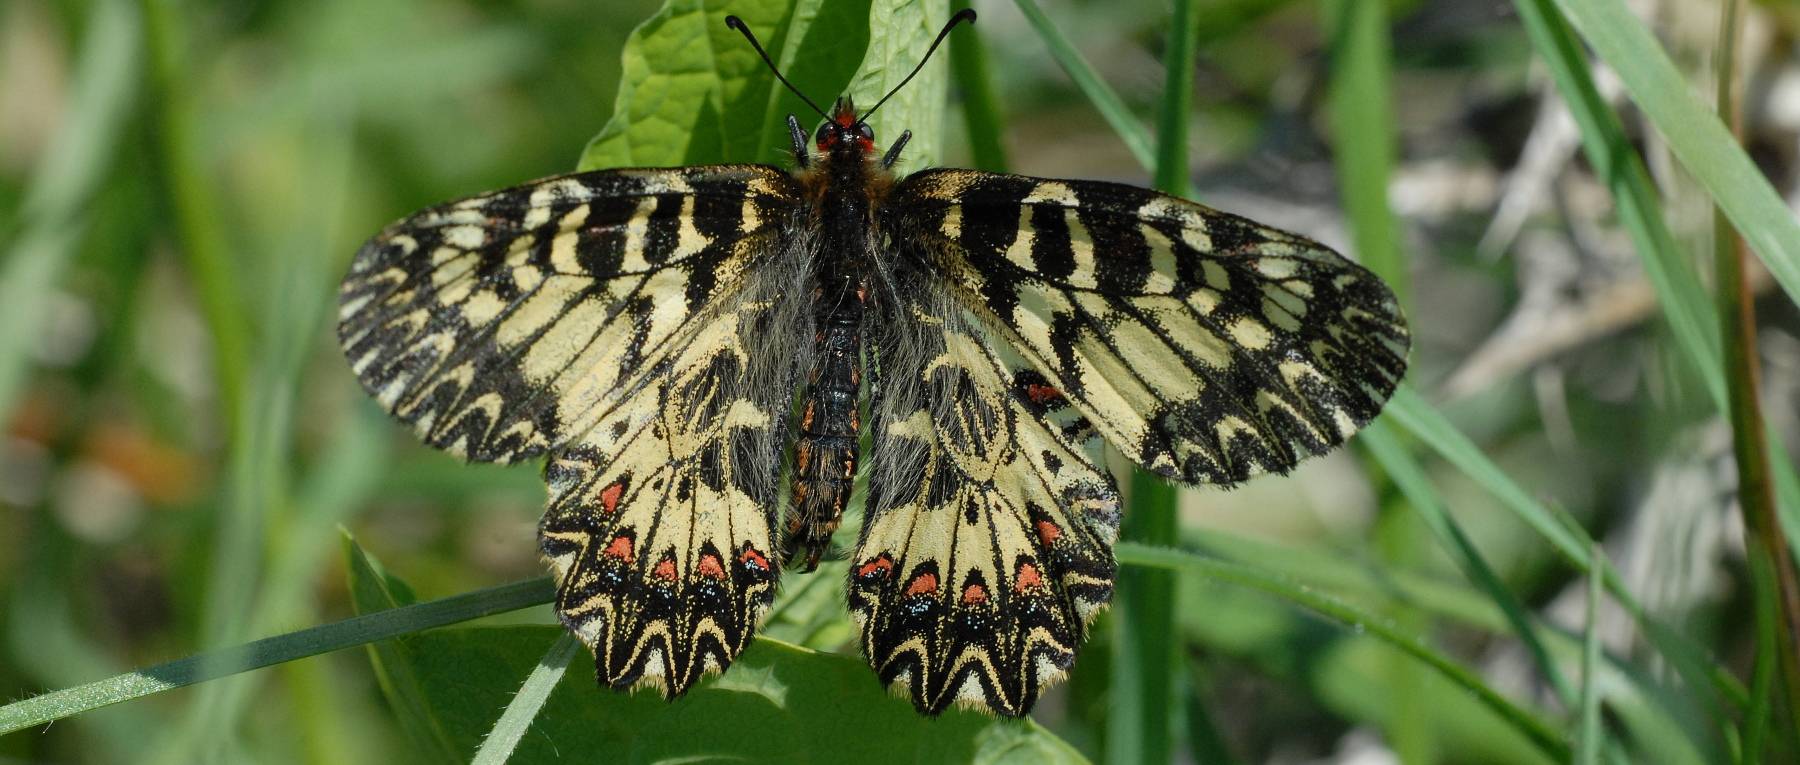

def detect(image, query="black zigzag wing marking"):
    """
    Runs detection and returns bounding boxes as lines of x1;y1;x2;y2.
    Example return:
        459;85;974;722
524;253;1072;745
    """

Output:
886;169;1410;486
851;290;1121;717
337;165;802;464
537;268;807;698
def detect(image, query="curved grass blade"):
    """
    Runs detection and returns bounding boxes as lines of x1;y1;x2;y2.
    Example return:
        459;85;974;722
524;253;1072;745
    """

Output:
1011;0;1156;172
0;578;554;737
1362;421;1575;705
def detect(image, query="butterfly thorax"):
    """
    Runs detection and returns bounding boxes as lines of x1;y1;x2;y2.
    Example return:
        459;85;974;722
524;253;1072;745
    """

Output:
784;101;893;571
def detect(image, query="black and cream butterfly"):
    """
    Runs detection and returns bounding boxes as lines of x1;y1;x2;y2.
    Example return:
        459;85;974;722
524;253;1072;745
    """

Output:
337;10;1408;718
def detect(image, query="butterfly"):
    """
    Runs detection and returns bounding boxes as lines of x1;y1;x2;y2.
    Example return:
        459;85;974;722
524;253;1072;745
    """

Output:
336;9;1408;718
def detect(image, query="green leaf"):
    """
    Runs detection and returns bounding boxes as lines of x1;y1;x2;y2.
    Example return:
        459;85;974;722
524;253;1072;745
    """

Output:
580;0;951;171
344;533;468;764
358;622;1087;763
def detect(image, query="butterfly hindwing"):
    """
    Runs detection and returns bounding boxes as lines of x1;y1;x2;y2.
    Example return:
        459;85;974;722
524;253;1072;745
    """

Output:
337;165;801;464
889;169;1409;486
851;291;1121;716
539;278;806;696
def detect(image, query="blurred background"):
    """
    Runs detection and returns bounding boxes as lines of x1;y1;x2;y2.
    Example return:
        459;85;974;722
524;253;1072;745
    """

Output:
4;0;1800;762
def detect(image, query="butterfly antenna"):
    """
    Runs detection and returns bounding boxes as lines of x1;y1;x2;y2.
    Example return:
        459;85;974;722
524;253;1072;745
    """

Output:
859;9;977;121
725;15;830;119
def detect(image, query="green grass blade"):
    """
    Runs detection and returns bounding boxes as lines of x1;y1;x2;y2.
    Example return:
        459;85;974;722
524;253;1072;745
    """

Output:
1508;0;1720;390
1386;386;1747;720
1011;0;1156;172
1548;0;1800;316
0;578;554;737
1744;548;1781;760
0;0;141;420
470;634;580;765
1108;8;1199;759
1578;543;1605;765
1509;0;1800;556
1114;542;1570;762
1111;475;1179;764
1322;0;1406;301
1153;0;1198;195
948;0;1008;172
1710;0;1800;737
1361;421;1575;705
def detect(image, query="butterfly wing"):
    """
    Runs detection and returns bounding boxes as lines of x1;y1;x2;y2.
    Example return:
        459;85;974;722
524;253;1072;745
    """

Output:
338;165;801;464
338;165;809;697
887;169;1409;486
851;290;1121;716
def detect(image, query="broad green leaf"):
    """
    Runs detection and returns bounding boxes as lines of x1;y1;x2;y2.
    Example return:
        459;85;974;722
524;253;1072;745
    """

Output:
580;0;950;171
845;0;951;172
377;626;1086;764
345;533;461;764
347;528;1083;763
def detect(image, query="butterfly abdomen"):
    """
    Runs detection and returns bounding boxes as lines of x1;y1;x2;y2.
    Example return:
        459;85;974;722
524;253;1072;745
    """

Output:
785;155;879;572
786;253;866;571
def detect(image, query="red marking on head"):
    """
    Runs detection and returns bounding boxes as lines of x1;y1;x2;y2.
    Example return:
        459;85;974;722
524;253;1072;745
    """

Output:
1035;519;1062;546
1024;383;1063;406
603;535;634;562
961;583;989;605
1015;562;1044;592
855;556;894;580
740;546;771;572
652;557;677;582
698;553;726;580
598;480;625;514
905;572;939;597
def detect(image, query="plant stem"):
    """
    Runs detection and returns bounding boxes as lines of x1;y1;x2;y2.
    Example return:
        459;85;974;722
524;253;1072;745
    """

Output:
1711;0;1800;744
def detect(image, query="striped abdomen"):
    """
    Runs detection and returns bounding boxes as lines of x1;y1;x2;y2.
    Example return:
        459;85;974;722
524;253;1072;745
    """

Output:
785;262;865;572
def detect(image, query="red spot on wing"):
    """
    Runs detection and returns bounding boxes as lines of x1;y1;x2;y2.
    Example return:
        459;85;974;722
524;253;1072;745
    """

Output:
652;556;677;582
855;555;894;581
739;546;771;573
1015;562;1044;592
1035;519;1062;546
603;535;634;563
697;553;726;580
905;572;939;597
961;583;989;605
1024;383;1064;406
598;479;626;514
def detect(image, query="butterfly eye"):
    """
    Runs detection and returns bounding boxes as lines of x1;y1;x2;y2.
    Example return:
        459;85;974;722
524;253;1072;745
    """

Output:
857;123;874;141
814;123;833;147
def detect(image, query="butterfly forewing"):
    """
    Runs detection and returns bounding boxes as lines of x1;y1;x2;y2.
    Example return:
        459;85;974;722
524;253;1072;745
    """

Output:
888;169;1410;486
337;165;802;464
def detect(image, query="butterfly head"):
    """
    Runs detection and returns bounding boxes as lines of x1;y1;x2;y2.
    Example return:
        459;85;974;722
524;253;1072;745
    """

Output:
726;11;976;167
816;98;876;156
